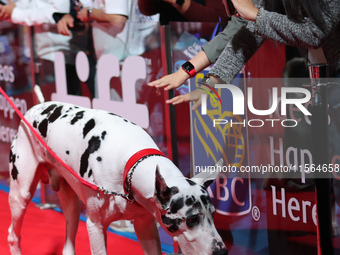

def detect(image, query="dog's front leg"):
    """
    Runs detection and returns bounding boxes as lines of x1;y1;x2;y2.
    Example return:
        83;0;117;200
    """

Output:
86;216;108;255
58;178;81;255
134;213;162;255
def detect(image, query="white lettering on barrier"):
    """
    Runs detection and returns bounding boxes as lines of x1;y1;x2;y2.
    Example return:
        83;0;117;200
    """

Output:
52;51;149;128
231;177;245;206
214;176;229;202
269;136;313;183
51;52;91;108
0;121;17;143
208;174;246;207
271;185;317;225
92;55;149;129
0;64;15;83
0;95;27;119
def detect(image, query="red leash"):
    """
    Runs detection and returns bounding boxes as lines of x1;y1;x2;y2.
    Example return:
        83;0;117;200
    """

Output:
0;87;100;192
0;87;165;198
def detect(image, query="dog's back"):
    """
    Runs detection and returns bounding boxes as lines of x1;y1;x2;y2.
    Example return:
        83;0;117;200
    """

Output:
21;102;158;188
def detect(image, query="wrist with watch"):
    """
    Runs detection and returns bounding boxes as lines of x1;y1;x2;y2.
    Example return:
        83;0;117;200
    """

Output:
181;61;196;78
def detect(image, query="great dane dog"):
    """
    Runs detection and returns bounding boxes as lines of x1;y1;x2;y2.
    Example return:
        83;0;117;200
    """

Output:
7;101;227;255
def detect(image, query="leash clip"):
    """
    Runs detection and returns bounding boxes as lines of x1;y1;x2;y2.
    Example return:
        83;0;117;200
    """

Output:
125;194;135;203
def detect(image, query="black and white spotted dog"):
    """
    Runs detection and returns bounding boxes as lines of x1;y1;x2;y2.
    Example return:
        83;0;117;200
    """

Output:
8;101;227;255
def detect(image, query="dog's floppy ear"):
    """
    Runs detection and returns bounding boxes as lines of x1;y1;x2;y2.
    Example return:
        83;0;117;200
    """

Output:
191;158;223;189
155;165;178;211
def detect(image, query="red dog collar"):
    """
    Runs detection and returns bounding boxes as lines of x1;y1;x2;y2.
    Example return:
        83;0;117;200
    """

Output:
123;148;166;194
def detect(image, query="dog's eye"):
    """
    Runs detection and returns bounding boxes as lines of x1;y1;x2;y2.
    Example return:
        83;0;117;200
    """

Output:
186;214;200;228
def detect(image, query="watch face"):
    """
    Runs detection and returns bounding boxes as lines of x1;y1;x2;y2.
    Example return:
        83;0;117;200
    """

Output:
182;61;196;77
182;61;194;72
176;0;185;6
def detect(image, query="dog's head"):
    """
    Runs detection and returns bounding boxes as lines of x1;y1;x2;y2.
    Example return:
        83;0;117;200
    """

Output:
154;159;227;255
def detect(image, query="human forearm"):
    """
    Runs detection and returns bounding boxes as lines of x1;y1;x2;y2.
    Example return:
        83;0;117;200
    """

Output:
11;7;56;25
202;16;247;63
78;7;127;34
231;0;330;47
89;8;127;23
10;0;68;26
189;51;211;74
208;26;265;83
247;6;336;49
148;50;211;90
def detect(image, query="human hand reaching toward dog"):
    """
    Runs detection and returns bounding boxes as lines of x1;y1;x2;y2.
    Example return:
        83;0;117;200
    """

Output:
148;50;214;109
149;71;210;110
148;69;207;110
147;69;203;109
166;85;210;111
148;69;189;91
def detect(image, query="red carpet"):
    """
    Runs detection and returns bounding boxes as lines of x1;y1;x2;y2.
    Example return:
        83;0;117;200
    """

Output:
0;190;145;255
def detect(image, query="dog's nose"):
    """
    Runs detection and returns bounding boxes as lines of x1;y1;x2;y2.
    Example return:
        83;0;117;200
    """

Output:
212;248;228;255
